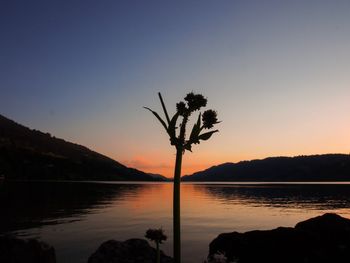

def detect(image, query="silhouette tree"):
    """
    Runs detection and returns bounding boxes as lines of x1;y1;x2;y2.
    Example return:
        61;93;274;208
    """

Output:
145;92;220;263
145;228;167;263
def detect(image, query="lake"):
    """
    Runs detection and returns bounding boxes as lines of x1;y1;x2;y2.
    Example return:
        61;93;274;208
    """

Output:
1;181;350;263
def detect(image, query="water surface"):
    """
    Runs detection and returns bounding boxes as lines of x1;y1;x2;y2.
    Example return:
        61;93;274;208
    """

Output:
1;181;350;263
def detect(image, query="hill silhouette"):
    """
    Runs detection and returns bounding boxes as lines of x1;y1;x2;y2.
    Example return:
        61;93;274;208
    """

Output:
0;114;164;181
182;154;350;181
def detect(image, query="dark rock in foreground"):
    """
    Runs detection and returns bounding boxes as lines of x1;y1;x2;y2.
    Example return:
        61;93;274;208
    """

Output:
88;238;173;263
209;213;350;263
0;236;56;263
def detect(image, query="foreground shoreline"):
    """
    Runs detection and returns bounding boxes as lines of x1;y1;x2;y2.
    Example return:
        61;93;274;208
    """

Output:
2;213;350;263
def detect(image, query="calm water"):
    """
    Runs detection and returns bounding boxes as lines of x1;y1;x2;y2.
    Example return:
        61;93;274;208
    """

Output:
1;181;350;263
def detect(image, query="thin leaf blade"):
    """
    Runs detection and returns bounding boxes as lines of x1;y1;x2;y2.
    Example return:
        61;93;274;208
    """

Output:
189;113;201;143
158;92;171;125
144;107;168;132
168;111;180;143
198;130;219;141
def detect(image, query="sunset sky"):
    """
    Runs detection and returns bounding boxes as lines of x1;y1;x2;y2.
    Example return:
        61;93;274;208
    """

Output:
1;1;350;177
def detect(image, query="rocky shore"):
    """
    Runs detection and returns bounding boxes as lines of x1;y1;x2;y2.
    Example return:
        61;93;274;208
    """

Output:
0;236;56;263
2;213;350;263
88;238;173;263
209;213;350;263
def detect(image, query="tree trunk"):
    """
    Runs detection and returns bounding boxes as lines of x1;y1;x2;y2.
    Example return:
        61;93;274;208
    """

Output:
173;148;183;263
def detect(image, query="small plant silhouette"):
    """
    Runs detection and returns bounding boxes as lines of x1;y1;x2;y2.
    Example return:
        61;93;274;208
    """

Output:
145;228;167;263
204;251;236;263
145;92;220;263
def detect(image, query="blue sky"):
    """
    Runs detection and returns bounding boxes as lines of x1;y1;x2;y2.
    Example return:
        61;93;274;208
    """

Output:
1;0;350;176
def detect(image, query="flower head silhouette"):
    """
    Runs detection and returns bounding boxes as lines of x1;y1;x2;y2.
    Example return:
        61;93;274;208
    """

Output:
145;228;167;244
202;109;219;129
184;92;207;112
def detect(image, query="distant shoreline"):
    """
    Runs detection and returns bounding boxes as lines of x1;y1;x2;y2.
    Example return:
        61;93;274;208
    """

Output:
3;179;350;185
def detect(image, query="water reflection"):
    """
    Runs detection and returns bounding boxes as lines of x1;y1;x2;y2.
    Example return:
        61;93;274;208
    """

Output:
197;184;350;210
0;181;145;233
1;182;350;263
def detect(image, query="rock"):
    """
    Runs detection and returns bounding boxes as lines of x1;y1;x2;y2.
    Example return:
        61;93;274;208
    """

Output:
0;236;56;263
208;213;350;263
88;238;173;263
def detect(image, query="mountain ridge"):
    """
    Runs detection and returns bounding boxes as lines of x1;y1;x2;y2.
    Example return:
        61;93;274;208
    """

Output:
0;114;165;181
182;154;350;181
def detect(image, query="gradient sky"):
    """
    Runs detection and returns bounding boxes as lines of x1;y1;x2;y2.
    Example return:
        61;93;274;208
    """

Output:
1;0;350;177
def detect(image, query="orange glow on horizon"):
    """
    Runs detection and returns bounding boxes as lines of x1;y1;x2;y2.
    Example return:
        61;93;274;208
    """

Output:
101;109;350;178
117;149;350;178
